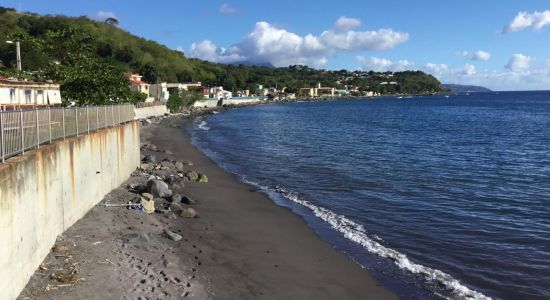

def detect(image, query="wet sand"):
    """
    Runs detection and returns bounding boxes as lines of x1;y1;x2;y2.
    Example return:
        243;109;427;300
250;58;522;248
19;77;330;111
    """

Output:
18;116;395;300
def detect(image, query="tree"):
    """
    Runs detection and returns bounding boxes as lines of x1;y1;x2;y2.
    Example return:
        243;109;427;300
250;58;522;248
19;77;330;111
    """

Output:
166;89;203;112
104;17;119;26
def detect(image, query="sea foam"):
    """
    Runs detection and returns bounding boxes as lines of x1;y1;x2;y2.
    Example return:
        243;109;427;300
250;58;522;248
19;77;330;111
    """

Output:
263;184;491;300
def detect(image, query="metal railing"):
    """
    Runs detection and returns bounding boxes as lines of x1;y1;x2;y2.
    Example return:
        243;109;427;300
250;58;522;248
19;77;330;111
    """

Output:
0;104;135;163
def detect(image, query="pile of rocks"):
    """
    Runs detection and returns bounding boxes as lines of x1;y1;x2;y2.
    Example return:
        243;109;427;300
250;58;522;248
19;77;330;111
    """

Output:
125;142;208;219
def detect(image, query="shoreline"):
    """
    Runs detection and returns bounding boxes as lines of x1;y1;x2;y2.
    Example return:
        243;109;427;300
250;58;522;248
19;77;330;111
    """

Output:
18;115;395;299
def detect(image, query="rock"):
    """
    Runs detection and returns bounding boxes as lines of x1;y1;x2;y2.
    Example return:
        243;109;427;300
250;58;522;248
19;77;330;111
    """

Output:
145;119;152;124
171;194;182;203
181;195;196;205
160;161;174;169
185;171;199;181
150;144;158;152
141;193;155;214
140;163;151;171
165;150;173;155
146;180;172;198
164;212;177;220
175;161;185;172
165;230;183;241
143;155;156;164
181;208;198;218
52;244;68;253
169;202;182;213
182;160;194;166
198;174;208;183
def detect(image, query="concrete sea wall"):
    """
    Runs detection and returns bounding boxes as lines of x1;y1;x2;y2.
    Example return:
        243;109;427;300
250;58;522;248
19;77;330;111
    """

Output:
134;105;169;119
192;99;220;108
0;121;140;300
221;98;262;106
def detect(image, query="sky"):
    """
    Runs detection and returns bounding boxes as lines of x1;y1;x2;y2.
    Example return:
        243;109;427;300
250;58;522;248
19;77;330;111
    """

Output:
2;0;550;91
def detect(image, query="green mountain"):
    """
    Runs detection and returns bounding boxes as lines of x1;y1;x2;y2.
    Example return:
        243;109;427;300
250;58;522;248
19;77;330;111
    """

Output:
441;84;492;93
0;7;444;102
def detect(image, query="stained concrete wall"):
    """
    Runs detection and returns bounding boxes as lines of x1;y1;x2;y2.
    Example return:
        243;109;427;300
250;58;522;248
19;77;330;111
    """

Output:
222;98;262;106
134;105;169;119
0;121;140;300
192;99;220;108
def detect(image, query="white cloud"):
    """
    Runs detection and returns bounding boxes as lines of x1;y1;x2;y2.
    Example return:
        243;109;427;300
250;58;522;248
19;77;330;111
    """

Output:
456;50;491;61
425;63;449;75
424;55;550;91
463;63;476;75
334;16;362;32
188;18;409;67
357;56;415;71
471;50;491;61
189;40;245;64
504;10;550;33
219;3;237;14
94;11;117;21
505;53;530;73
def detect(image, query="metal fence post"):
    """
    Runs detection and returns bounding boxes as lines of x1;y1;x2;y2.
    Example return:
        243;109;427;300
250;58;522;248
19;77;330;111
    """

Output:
48;107;52;143
76;107;79;136
0;113;4;163
62;108;66;140
20;110;24;155
118;105;121;124
96;106;99;131
111;105;114;126
35;109;40;149
86;106;90;134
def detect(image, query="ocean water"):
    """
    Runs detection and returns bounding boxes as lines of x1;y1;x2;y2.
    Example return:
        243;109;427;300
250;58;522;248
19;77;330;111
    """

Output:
188;92;550;300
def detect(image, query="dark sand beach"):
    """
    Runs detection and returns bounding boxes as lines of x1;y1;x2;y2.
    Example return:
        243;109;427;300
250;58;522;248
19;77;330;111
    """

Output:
18;116;395;300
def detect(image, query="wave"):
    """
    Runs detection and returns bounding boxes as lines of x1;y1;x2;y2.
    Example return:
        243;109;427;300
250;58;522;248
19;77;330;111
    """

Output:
245;180;491;300
197;120;210;131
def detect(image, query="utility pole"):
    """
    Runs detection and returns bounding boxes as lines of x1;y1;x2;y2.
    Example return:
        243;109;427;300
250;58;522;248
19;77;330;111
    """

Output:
6;40;21;71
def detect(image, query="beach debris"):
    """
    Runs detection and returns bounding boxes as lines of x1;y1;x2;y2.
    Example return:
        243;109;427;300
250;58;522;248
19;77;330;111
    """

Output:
198;174;208;183
181;195;196;205
181;208;198;219
185;171;199;181
146;179;172;198
141;193;156;214
165;230;183;241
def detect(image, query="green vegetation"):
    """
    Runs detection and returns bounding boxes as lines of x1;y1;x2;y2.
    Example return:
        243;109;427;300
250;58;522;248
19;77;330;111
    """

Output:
167;89;203;112
0;8;444;106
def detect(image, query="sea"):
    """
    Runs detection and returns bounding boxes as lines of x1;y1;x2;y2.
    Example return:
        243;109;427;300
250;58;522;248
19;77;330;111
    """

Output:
188;91;550;300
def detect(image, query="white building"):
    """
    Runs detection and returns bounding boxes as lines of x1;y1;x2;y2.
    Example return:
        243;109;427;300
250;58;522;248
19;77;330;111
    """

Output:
149;82;169;102
166;82;202;91
207;86;232;100
0;76;62;110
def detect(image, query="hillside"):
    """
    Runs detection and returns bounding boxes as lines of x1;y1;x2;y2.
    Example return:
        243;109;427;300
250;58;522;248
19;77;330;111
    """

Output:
0;7;444;101
441;84;492;93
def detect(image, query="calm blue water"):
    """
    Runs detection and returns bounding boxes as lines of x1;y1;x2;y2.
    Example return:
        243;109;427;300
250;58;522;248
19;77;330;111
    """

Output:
189;92;550;300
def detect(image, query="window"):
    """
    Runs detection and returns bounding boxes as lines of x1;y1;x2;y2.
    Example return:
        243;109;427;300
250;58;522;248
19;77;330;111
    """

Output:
9;89;16;103
24;90;32;104
37;90;44;104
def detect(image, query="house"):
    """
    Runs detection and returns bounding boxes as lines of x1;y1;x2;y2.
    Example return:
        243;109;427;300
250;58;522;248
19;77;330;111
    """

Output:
206;86;232;100
0;76;62;110
129;73;150;95
299;83;336;97
166;82;202;91
149;82;169;102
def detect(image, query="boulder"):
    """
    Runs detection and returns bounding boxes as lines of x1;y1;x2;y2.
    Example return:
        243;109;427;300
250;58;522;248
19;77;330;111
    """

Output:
181;195;196;205
185;171;199;181
146;180;172;198
143;155;156;164
175;161;185;172
165;230;182;241
169;202;182;213
198;174;208;183
160;161;175;169
181;208;198;218
171;194;182;203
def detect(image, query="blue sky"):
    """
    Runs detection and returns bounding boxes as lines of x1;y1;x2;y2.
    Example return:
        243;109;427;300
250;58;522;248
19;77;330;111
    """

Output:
2;0;550;90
